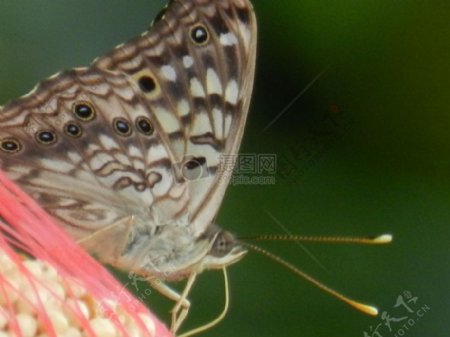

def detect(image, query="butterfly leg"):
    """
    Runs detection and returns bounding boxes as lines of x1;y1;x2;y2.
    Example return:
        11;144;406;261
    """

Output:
149;272;197;334
171;272;198;333
176;268;230;337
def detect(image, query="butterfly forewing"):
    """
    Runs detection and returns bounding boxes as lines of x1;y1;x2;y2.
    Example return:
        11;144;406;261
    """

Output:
0;0;256;277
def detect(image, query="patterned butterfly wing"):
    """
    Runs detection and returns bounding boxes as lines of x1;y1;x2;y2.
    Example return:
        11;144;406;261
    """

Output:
0;0;256;276
0;68;181;259
94;0;257;237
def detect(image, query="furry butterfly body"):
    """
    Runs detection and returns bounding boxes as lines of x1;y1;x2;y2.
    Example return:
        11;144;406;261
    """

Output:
0;0;257;325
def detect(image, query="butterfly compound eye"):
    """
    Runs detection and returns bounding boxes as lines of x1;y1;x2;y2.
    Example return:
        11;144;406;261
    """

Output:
210;231;235;257
190;24;209;45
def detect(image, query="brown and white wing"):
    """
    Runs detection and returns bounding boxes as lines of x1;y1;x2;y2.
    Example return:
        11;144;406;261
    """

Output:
0;0;257;251
0;68;188;259
94;0;257;236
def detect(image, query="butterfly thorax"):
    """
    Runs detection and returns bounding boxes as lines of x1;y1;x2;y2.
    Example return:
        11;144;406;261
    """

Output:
115;224;246;282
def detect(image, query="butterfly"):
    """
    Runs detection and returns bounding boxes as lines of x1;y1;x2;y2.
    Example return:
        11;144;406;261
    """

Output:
0;0;257;334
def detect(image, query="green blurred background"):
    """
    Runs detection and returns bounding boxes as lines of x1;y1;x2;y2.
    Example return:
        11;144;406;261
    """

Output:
0;1;448;336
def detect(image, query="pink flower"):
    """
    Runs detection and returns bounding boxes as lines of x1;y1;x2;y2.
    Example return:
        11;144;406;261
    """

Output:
0;171;171;337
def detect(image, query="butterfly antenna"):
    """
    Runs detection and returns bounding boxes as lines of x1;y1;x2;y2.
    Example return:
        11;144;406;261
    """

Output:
242;242;379;316
240;233;392;245
178;267;230;337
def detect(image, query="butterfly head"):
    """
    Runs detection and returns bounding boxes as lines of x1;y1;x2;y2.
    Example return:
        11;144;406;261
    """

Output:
198;225;247;271
120;224;247;281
